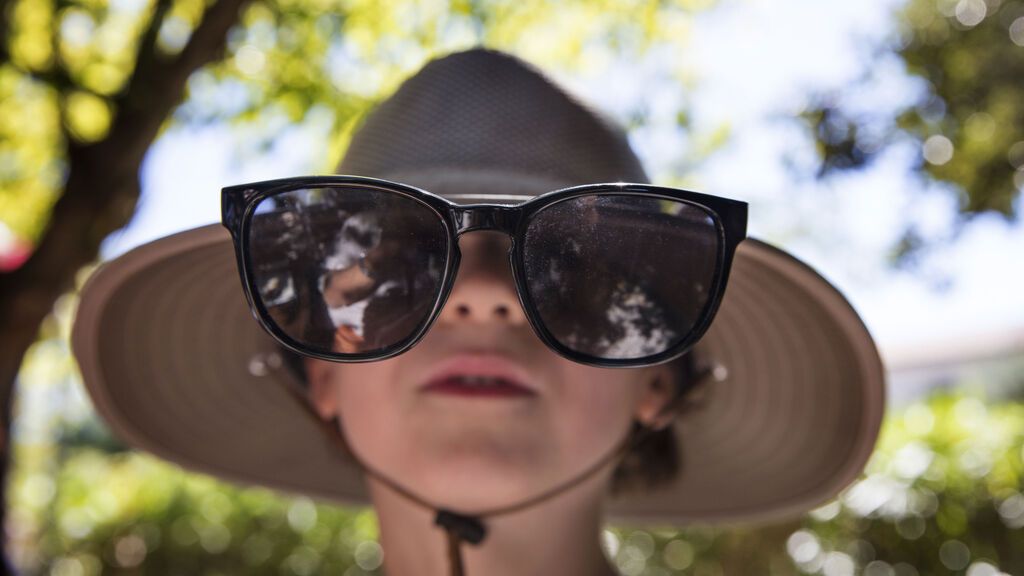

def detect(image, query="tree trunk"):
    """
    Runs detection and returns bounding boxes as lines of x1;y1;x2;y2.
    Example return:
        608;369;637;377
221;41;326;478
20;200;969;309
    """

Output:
0;1;249;571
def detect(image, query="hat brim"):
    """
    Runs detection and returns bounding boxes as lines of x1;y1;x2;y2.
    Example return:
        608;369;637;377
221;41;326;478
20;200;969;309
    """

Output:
72;221;884;525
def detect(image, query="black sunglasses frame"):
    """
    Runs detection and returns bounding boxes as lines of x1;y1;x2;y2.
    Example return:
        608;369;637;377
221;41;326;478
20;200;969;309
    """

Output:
222;175;748;368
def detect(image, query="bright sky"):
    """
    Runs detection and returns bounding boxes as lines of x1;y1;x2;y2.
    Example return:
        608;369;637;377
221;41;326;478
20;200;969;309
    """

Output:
100;0;1024;367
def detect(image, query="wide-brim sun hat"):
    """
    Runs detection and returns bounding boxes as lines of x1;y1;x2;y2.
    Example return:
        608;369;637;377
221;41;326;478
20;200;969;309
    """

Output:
71;47;885;525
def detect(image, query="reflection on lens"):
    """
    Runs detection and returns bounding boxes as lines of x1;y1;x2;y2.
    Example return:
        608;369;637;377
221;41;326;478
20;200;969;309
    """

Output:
523;194;719;360
248;186;448;355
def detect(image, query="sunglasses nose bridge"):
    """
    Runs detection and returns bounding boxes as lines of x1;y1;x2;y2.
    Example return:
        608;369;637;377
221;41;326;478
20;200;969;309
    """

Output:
452;205;520;236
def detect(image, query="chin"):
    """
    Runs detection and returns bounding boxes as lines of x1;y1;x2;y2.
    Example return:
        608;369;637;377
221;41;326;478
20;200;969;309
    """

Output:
351;422;574;510
403;439;556;511
415;460;544;511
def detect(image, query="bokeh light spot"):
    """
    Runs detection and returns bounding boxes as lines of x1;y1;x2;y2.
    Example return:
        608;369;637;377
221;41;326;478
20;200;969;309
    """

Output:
625;531;655;559
64;91;112;142
284;545;321;576
662;539;694;571
235;44;266;76
895;516;926;540
198;523;231;554
966;561;1001;576
49;557;85;576
602;529;620;557
287;498;318;533
954;0;986;26
113;534;147;568
923;135;954;165
953;397;986;429
996;493;1024;528
964;112;995;140
892;442;934;479
810;500;842;521
822;551;855;576
893;562;920;576
354;540;383;571
1009;17;1024;46
1006;141;1024;170
939;539;971;570
787;530;821;564
904;404;935;435
241;534;272;566
616;543;647;576
864;560;895;576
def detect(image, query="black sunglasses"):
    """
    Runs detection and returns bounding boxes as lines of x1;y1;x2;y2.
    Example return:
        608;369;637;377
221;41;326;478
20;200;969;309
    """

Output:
222;175;747;368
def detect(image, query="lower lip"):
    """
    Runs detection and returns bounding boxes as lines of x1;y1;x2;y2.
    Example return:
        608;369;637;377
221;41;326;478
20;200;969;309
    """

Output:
422;378;536;398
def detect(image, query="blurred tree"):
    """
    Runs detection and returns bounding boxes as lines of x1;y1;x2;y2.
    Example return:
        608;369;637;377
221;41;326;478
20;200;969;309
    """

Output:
606;393;1024;576
0;1;250;572
800;0;1024;265
0;0;714;571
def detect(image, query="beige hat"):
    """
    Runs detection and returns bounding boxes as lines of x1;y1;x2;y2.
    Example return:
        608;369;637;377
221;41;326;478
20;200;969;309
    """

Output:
71;48;885;525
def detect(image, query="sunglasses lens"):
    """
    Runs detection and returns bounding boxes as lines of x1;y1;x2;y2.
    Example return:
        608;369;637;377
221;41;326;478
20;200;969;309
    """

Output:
523;194;721;361
247;186;449;356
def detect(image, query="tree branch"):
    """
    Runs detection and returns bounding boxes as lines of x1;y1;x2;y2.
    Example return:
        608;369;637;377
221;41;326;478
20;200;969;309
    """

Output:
49;0;80;140
126;0;174;88
111;0;250;155
0;4;250;569
0;0;13;64
134;0;174;69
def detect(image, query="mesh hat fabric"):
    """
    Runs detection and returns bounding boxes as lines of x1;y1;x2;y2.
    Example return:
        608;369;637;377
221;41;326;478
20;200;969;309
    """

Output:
338;49;648;193
71;47;885;524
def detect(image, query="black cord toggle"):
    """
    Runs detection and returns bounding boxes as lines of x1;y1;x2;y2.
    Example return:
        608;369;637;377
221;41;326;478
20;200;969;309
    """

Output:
434;510;488;545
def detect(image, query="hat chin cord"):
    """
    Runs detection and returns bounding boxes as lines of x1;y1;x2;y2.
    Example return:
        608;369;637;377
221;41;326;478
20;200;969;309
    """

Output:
286;364;716;576
314;414;662;576
299;389;692;576
280;358;712;573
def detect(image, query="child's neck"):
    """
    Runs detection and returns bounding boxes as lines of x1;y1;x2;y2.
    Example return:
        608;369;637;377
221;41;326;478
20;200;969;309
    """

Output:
366;473;619;576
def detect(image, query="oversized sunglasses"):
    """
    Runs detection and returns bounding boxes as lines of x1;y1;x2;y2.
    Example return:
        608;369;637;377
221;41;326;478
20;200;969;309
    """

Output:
222;175;748;368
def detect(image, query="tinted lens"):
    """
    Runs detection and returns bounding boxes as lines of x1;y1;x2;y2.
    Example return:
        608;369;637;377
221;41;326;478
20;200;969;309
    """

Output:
522;194;720;361
247;186;448;355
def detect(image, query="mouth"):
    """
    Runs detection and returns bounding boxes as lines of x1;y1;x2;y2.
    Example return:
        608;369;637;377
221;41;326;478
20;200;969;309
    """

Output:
419;353;539;399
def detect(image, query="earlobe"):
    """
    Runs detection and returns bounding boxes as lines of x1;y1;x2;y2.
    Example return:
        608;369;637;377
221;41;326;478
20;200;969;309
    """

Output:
635;366;678;430
304;358;339;420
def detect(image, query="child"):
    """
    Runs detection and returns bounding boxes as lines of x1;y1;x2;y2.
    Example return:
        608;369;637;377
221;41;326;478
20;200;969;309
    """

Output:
72;48;885;576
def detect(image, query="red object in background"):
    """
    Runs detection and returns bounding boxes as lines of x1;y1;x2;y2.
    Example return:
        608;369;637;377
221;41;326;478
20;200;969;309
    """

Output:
0;239;32;272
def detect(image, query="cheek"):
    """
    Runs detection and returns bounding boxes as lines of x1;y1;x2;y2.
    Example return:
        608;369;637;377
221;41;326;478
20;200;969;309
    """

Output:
329;361;406;463
551;364;646;461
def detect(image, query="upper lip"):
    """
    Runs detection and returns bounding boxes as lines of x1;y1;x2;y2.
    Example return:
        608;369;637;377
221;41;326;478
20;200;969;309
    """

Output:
418;352;540;394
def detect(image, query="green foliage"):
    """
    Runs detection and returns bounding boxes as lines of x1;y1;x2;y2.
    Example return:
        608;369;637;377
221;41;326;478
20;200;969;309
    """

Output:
604;395;1024;576
10;393;1024;575
11;449;383;575
896;0;1024;218
0;55;64;244
802;0;1024;231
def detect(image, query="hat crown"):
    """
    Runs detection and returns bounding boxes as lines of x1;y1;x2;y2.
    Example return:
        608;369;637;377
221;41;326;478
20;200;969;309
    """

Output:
338;48;649;192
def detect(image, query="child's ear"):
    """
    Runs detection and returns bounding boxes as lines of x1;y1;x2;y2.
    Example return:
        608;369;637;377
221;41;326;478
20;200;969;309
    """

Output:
304;358;339;420
634;364;678;430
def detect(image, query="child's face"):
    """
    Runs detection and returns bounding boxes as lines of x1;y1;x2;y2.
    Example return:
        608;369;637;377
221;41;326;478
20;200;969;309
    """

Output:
306;231;675;510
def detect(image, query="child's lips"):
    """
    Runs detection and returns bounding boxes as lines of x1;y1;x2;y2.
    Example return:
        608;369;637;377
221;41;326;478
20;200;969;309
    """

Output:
422;378;536;398
419;353;539;399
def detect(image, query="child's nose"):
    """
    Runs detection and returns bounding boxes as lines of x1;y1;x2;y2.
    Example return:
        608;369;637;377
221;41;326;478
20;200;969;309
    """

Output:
436;231;527;326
